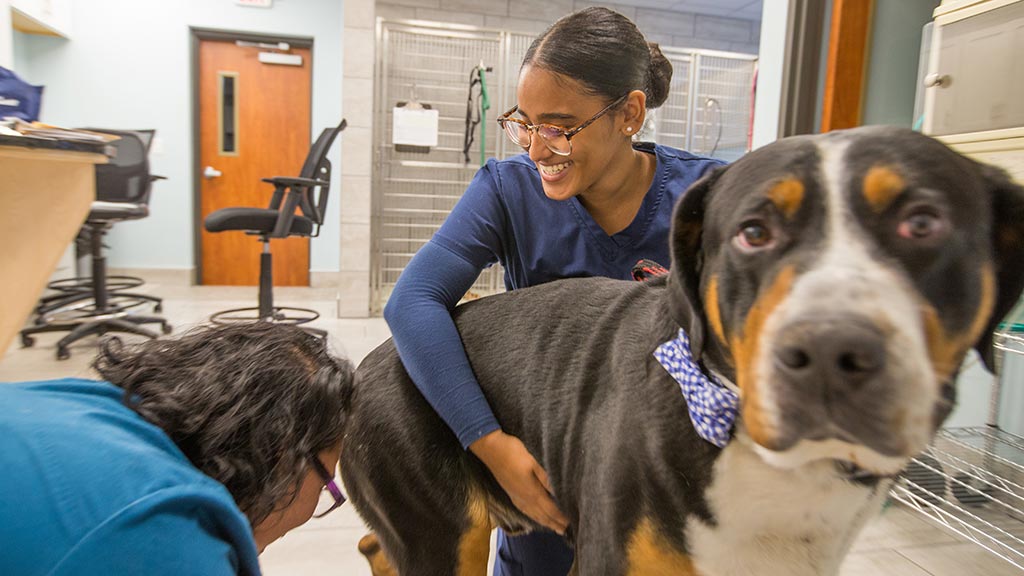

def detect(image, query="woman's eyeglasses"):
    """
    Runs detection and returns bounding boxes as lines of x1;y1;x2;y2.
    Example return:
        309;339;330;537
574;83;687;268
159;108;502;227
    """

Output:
496;94;629;157
310;455;346;518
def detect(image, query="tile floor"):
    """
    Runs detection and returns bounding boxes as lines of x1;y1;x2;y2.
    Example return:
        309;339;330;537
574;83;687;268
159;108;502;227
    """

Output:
2;282;1021;575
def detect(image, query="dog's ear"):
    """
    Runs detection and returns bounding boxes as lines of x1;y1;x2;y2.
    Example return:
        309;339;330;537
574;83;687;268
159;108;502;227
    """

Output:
668;165;728;361
975;162;1024;372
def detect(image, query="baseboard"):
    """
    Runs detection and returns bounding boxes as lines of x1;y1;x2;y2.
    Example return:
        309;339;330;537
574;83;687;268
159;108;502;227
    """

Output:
310;271;341;288
108;267;194;287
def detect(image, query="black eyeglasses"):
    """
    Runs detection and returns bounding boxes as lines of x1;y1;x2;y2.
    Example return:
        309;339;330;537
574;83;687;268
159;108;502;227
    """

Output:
496;94;629;156
310;455;345;518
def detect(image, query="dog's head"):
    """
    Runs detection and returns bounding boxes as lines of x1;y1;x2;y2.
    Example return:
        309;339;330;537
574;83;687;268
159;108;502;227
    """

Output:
668;126;1024;475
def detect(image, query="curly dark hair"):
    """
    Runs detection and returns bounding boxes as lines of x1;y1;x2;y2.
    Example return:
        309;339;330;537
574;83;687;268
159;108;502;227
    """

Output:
93;322;354;525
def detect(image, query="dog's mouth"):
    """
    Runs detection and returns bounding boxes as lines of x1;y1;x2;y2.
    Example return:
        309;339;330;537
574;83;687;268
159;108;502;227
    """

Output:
750;436;912;478
834;459;897;485
741;335;939;478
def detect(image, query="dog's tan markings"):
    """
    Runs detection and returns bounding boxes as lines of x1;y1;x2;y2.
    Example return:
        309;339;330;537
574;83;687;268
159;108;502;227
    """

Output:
923;263;996;381
862;165;905;213
358;533;398;576
731;265;796;448
767;177;805;219
705;275;728;349
626;517;699;576
457;491;493;576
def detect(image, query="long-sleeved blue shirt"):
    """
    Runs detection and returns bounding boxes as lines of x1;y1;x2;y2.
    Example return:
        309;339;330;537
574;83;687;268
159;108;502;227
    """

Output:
384;143;723;448
0;378;262;576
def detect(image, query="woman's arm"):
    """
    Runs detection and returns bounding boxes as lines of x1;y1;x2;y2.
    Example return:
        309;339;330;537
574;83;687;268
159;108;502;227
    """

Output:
383;162;568;533
384;240;501;448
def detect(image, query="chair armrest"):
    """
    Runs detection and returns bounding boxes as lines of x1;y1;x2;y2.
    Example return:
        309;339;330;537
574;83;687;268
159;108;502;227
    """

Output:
261;176;326;188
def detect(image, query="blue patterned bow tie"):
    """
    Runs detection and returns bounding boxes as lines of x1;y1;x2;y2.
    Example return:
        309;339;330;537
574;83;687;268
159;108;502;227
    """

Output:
653;329;739;448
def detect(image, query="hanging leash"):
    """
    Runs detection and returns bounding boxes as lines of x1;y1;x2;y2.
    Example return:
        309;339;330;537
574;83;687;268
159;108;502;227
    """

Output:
463;63;492;165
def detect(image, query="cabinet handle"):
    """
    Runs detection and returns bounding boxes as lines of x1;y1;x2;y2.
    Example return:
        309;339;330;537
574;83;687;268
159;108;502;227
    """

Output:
924;73;952;88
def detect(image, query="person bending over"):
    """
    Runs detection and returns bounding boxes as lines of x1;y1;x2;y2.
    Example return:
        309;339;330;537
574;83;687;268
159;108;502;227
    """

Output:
0;323;353;576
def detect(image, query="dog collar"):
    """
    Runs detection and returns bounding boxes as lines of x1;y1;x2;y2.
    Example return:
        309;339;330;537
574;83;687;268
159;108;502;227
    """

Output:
654;329;739;448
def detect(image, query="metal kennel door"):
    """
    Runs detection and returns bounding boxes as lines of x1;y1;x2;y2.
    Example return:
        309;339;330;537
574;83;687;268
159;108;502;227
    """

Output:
372;21;511;313
654;48;757;163
370;21;758;314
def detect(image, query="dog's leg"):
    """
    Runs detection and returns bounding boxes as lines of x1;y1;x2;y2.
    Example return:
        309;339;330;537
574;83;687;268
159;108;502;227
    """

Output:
574;516;698;576
621;518;699;576
358;533;398;576
455;490;493;575
351;486;493;576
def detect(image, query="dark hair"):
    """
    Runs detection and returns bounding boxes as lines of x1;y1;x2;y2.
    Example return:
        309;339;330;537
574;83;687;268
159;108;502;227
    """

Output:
522;6;672;108
93;323;354;525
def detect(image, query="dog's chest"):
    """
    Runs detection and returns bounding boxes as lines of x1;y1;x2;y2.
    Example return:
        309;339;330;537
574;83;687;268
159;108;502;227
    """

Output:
686;440;889;576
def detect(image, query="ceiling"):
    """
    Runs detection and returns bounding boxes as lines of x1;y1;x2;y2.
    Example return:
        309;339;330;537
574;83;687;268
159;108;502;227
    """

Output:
608;0;763;21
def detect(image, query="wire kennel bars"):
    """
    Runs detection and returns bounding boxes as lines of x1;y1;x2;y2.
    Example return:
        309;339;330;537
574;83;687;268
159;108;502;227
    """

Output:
371;19;758;313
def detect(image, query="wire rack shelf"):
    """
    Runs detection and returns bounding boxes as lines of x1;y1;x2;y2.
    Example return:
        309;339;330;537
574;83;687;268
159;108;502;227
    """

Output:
892;330;1024;570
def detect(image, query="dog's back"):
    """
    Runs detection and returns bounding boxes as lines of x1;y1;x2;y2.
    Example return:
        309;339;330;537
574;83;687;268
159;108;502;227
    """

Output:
343;276;720;574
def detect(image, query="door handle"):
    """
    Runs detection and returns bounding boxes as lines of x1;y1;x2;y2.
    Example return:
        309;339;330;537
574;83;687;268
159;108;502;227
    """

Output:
924;73;951;88
203;166;223;179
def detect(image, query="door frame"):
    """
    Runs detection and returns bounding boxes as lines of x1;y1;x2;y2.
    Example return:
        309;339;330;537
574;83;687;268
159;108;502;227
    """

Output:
189;27;314;285
820;0;875;132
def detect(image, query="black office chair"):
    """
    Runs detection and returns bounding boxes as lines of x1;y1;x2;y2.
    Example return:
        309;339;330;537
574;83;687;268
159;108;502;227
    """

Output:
21;129;172;360
33;130;165;317
204;119;346;340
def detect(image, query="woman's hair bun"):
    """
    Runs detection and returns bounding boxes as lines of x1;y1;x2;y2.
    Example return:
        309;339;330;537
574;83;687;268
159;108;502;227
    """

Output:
646;42;673;109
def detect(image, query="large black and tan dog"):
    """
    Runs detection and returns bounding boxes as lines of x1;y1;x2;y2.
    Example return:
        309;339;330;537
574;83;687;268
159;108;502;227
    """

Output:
339;126;1024;575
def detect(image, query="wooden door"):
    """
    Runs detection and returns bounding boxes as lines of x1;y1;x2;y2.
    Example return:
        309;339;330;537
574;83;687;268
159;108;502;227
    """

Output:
198;38;312;286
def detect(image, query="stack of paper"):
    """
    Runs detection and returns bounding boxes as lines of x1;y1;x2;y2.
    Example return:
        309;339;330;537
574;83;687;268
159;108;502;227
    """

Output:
1;117;118;143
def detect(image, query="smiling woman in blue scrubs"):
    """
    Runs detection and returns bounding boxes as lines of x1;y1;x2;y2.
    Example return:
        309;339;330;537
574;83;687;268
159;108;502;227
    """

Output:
383;7;723;575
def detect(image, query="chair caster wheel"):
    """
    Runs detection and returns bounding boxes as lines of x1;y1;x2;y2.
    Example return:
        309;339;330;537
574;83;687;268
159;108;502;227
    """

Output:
21;334;35;348
155;303;163;313
56;347;71;361
34;316;45;326
161;323;173;335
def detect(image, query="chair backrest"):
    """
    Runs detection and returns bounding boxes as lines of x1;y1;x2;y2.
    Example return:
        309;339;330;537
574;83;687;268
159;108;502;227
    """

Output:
133;129;156;152
83;128;156;205
299;119;346;227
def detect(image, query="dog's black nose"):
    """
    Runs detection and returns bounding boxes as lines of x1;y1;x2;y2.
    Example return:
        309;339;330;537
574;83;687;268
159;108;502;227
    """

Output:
773;317;886;389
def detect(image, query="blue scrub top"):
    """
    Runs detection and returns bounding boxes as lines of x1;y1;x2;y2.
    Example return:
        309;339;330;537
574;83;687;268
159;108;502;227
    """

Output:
0;378;262;576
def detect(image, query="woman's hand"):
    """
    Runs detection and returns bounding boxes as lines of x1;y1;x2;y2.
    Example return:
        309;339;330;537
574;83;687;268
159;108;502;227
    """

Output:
470;430;569;535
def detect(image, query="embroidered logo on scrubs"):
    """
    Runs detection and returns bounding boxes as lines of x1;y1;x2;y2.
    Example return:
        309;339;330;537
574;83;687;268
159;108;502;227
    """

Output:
654;329;738;448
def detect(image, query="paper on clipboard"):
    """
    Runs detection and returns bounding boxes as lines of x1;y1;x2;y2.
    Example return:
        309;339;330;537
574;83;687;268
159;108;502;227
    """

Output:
392;107;439;147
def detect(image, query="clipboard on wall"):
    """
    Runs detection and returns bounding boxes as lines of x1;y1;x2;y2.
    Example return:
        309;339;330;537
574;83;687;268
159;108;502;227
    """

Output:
392;98;437;154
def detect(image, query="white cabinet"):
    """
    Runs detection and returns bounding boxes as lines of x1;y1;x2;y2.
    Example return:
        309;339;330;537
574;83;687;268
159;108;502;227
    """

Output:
10;0;71;39
899;4;1024;572
923;0;1024;182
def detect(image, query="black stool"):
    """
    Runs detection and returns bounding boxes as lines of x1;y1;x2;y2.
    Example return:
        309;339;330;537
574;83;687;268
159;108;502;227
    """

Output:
21;130;171;360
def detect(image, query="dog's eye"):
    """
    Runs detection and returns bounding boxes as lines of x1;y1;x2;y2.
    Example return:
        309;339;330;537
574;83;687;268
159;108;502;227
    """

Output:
898;211;946;240
735;222;773;250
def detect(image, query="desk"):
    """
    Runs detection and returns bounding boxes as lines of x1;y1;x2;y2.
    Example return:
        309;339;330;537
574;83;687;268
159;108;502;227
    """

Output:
0;139;109;358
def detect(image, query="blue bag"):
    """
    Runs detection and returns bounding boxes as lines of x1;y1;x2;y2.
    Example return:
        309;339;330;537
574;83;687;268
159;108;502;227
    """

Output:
0;66;43;121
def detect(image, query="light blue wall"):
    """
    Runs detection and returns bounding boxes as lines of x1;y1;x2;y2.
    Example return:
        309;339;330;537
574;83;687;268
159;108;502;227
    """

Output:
12;30;34;73
14;0;344;273
861;0;939;127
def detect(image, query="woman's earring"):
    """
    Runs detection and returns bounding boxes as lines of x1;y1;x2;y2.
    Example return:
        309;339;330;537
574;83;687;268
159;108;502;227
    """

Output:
626;126;633;133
